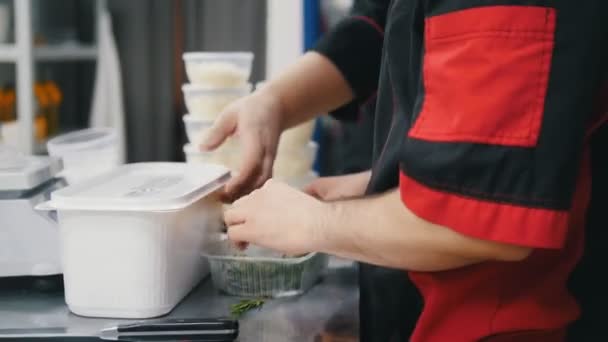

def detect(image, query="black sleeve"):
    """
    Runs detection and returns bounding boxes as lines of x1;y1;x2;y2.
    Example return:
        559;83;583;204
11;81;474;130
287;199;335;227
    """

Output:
313;0;390;121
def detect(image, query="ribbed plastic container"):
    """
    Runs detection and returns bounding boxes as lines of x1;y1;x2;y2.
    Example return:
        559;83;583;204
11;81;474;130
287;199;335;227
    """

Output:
182;83;252;120
183;114;214;146
37;162;230;318
183;52;253;87
206;252;328;298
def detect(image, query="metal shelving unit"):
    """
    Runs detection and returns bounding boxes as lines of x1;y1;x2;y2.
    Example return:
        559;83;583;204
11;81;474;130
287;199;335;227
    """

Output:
2;0;105;154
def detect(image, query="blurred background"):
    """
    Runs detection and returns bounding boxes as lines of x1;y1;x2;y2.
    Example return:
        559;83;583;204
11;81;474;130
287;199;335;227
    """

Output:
0;0;372;177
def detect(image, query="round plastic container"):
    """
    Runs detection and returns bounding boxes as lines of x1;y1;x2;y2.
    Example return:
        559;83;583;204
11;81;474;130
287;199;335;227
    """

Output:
183;52;254;87
184;141;240;170
274;141;318;181
183;114;214;146
47;128;121;185
185;141;318;180
182;83;251;120
280;121;316;150
36;162;230;318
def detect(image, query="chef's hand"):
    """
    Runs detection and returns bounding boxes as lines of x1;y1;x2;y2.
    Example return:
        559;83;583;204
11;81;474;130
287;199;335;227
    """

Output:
224;179;329;256
201;91;284;201
304;171;371;201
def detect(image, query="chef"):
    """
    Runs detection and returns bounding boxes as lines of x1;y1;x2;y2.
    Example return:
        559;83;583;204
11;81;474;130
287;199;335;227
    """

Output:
202;0;608;341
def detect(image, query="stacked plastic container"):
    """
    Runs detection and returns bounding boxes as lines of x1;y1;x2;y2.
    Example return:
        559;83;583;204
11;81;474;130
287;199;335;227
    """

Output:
182;53;327;298
181;52;253;167
181;52;318;185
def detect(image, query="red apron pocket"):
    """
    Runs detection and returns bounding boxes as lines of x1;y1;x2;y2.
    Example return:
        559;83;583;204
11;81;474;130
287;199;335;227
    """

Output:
409;6;556;147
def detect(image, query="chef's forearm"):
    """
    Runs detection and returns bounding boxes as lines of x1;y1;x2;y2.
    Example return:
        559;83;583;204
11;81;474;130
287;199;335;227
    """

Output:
317;190;532;272
259;52;354;130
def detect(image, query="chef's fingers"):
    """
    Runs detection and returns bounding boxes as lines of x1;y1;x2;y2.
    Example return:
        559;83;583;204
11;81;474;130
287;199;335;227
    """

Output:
224;132;264;197
227;223;255;246
224;209;246;227
303;178;327;199
231;189;257;208
253;149;275;189
200;110;237;151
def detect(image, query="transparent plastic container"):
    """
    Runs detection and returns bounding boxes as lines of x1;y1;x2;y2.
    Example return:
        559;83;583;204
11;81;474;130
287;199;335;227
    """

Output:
37;162;230;318
182;83;252;120
46;128;120;185
206;251;329;298
183;114;214;146
183;52;254;87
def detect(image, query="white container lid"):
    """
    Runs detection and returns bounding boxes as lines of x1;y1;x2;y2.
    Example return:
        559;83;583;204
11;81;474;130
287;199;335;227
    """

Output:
181;83;252;95
182;51;253;61
47;128;116;156
43;162;230;212
0;156;63;191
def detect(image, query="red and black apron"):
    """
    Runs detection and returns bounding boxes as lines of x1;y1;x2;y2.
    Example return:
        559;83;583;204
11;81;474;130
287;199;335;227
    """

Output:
315;0;608;341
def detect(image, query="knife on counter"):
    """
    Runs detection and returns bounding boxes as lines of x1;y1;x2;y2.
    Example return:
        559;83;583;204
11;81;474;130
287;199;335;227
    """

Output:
0;318;239;341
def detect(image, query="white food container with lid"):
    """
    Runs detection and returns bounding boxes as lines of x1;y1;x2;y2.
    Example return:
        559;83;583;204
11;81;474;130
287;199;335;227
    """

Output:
183;141;240;170
183;114;214;146
183;52;253;87
37;162;230;319
182;83;252;120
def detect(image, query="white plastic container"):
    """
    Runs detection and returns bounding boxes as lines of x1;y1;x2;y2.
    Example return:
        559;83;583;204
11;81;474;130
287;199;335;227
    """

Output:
47;128;121;185
280;121;317;152
184;141;318;180
183;52;253;87
183;114;213;146
183;141;240;170
274;142;319;180
182;83;252;120
37;162;230;319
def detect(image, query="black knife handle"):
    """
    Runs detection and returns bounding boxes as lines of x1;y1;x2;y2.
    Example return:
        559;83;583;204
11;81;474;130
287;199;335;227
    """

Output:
117;318;238;334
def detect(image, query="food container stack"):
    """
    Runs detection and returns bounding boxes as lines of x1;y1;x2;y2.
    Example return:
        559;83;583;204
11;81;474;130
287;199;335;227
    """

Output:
181;52;253;167
182;52;319;186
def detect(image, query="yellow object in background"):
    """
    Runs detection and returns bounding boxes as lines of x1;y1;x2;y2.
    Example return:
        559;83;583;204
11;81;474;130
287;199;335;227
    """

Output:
0;81;63;143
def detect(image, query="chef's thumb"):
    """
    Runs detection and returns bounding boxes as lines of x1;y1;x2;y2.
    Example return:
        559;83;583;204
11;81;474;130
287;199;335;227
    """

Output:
200;112;236;151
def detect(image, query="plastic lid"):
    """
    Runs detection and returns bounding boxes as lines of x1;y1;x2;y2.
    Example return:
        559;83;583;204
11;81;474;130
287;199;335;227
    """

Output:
0;156;63;191
182;51;253;61
47;128;116;155
183;114;214;124
44;162;230;212
181;83;252;94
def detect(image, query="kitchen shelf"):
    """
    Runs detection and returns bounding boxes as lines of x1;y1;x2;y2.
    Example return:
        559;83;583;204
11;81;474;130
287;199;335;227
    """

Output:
34;45;97;61
5;0;105;154
0;44;19;62
0;44;98;62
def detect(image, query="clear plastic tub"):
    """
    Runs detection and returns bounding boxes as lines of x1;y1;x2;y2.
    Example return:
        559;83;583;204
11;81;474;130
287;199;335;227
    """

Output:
183;114;214;146
36;162;230;318
205;251;329;298
182;83;251;120
183;52;254;87
46;128;121;185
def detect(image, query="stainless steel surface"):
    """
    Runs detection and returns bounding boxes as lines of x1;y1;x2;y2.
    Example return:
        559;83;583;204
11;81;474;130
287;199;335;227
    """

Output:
0;258;359;341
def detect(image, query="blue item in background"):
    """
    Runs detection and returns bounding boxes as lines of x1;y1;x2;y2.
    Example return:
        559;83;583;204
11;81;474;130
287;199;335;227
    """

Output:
303;0;324;174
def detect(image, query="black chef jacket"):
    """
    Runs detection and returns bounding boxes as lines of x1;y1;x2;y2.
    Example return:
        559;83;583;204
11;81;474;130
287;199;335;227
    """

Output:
314;0;608;341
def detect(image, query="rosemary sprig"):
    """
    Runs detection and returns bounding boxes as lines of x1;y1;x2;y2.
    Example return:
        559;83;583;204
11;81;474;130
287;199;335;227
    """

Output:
230;299;265;318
